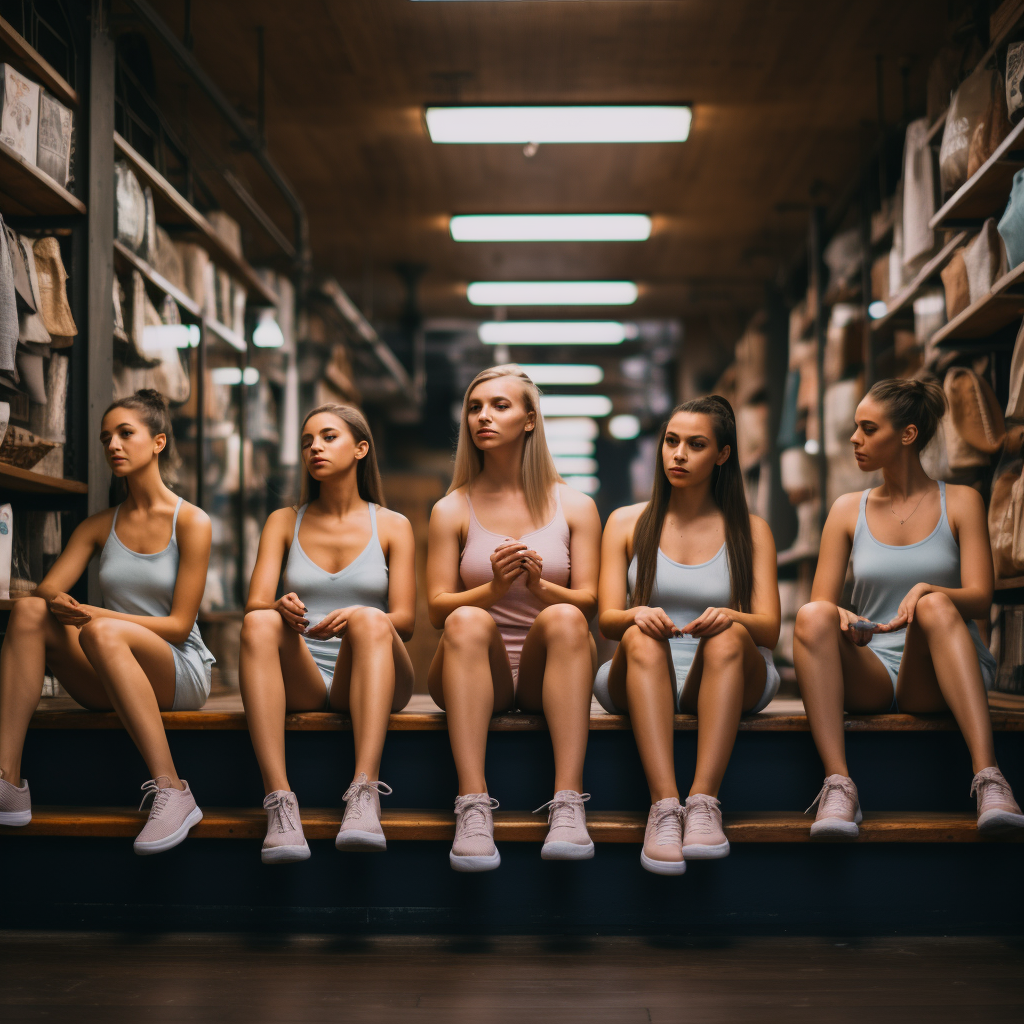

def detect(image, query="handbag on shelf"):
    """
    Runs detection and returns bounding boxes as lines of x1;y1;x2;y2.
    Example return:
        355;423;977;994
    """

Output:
114;161;146;253
1006;318;1024;420
997;169;1024;270
1008;41;1024;122
0;215;17;381
967;71;1012;178
736;402;769;470
32;236;76;345
940;247;971;320
940;69;1008;194
902;117;937;268
944;366;1006;470
963;218;1007;304
823;305;864;383
990;429;1024;578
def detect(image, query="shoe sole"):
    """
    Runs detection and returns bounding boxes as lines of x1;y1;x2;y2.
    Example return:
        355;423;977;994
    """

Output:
978;809;1024;833
640;851;686;875
335;829;387;852
809;817;860;840
262;842;311;864
134;807;203;855
0;809;31;826
449;849;501;872
681;841;730;859
541;840;595;861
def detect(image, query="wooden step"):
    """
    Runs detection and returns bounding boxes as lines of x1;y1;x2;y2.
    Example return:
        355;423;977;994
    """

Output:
3;808;1020;844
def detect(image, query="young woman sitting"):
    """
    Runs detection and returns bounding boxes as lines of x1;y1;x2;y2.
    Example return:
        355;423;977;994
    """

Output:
427;365;602;872
239;404;415;863
795;378;1022;837
596;396;781;875
0;389;213;853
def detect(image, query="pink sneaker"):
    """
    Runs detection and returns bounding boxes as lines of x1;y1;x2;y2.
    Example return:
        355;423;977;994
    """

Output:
640;797;686;875
262;790;311;864
682;793;730;859
534;790;595;860
0;769;31;826
450;792;501;872
806;774;862;839
336;773;391;852
972;767;1024;833
134;777;203;855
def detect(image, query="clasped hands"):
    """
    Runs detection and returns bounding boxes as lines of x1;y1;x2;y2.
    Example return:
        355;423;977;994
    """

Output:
839;582;932;646
489;538;543;592
632;604;734;640
274;593;359;639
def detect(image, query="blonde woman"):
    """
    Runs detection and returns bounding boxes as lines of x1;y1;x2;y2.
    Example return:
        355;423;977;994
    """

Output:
427;365;602;871
240;405;416;863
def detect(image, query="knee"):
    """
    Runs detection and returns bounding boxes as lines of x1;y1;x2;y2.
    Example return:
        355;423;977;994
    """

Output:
701;622;748;664
345;606;392;643
7;596;49;635
621;624;664;667
794;601;839;644
914;591;959;629
442;605;494;648
535;603;589;643
78;616;126;654
240;609;284;648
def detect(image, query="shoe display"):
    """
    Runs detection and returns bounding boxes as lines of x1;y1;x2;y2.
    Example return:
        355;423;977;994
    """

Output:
682;793;730;859
134;777;203;855
262;790;311;864
640;797;686;875
335;773;391;852
806;774;862;839
450;792;501;872
972;766;1024;833
534;790;595;860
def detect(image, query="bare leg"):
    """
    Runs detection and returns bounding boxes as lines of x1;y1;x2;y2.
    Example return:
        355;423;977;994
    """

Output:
516;604;597;793
896;592;997;775
427;605;515;796
328;606;415;782
678;624;766;798
77;617;182;787
238;608;329;796
794;600;898;777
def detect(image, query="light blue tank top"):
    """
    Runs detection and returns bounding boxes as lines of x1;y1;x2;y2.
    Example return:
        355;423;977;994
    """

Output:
281;502;390;679
97;497;214;669
627;543;732;631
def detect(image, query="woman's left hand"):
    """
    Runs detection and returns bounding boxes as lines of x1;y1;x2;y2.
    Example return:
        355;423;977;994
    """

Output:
879;583;932;632
304;606;357;639
520;550;544;590
681;606;733;638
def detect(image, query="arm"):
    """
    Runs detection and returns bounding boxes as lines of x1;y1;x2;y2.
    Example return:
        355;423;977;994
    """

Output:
244;508;308;632
33;513;111;625
380;510;416;641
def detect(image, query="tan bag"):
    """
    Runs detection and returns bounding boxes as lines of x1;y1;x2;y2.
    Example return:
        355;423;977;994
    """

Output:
967;71;1012;178
990;431;1024;577
941;248;971;319
944;366;1006;470
963;218;1007;304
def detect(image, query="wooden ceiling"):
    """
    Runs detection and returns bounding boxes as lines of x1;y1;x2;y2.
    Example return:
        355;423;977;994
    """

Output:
136;0;951;322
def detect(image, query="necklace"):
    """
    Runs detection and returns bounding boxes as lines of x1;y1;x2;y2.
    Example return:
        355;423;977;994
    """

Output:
890;489;928;526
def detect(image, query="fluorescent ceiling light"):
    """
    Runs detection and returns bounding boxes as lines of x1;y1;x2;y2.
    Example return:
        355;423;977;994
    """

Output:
468;282;637;306
426;106;691;144
553;456;598;476
563;475;600;495
547;438;595;457
519;364;604;385
543;417;599;440
479;321;638;345
540;395;613;417
211;367;260;386
450;214;651;242
253;309;285;348
609;414;642;440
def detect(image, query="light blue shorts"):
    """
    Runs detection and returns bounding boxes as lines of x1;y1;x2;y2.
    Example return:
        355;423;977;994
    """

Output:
169;643;213;711
593;637;781;715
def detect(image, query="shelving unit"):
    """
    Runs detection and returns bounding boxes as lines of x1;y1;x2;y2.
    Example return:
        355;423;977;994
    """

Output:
0;14;78;108
0;464;88;495
0;138;86;217
931;260;1024;347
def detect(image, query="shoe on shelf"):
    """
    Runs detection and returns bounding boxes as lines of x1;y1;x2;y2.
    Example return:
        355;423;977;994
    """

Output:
972;767;1024;833
262;790;311;864
450;792;501;872
640;797;686;875
0;769;31;826
682;793;730;859
806;774;862;839
133;777;203;855
534;790;595;861
335;773;391;852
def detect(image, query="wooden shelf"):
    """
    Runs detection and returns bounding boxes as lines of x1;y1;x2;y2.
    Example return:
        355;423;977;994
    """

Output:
113;239;202;318
114;133;277;305
0;462;87;494
930;117;1024;230
0;137;85;217
204;316;247;353
0;16;78;109
930;259;1024;348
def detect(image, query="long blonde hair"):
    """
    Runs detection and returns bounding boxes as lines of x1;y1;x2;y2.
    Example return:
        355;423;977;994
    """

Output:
449;364;562;522
298;404;386;507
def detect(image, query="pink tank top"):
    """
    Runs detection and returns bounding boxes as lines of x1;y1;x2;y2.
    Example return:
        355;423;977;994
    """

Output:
459;486;572;678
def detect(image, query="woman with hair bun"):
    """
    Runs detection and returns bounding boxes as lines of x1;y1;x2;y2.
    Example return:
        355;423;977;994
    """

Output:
596;396;782;874
427;365;602;872
0;389;214;854
239;404;415;863
794;377;1022;837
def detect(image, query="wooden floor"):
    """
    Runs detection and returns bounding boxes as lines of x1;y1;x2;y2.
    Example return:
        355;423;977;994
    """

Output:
0;933;1021;1023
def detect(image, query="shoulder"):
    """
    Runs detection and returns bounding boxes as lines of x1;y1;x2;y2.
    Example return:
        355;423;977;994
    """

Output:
375;505;413;536
605;502;648;536
748;513;776;547
944;482;986;518
173;500;211;539
557;483;598;523
264;506;298;533
431;489;469;524
828;489;865;524
81;506;116;540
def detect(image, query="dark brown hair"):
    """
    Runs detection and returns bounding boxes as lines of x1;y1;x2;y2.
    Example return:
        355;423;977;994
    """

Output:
299;404;386;507
103;388;180;486
867;377;946;449
631;395;753;613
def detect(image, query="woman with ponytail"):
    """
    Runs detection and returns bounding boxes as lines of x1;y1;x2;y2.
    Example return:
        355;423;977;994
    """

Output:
794;378;1022;837
427;365;602;872
239;405;415;863
596;396;781;875
0;390;214;853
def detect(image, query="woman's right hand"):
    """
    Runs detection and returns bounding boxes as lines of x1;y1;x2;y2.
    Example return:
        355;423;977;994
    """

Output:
490;540;528;595
632;605;678;640
48;592;91;628
274;592;309;633
838;607;877;646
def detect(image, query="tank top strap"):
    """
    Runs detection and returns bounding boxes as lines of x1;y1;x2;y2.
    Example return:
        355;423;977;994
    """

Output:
171;496;184;532
293;503;308;544
937;480;956;543
853;488;870;542
368;502;384;555
111;502;122;528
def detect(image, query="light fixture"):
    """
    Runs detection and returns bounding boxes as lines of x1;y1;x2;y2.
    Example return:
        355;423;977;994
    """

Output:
608;414;642;440
518;364;604;385
563;475;600;495
211;367;260;386
547;438;595;456
450;214;651;242
479;321;638;345
143;324;199;350
426;106;692;144
468;282;638;306
253;309;285;348
804;438;820;455
539;395;613;417
543;417;599;440
868;300;888;319
553;456;598;476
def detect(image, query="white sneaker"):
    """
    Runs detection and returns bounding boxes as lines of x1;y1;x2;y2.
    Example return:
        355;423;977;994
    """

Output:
450;793;501;872
806;774;862;839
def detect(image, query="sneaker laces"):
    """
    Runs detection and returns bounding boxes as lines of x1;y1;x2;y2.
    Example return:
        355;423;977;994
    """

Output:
532;791;590;828
684;794;720;836
264;791;300;835
971;766;1011;800
650;801;683;846
342;776;393;809
454;793;499;840
805;775;857;817
139;777;174;815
